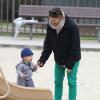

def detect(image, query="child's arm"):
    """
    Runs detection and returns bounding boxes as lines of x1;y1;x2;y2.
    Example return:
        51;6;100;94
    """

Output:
16;65;26;79
31;63;38;72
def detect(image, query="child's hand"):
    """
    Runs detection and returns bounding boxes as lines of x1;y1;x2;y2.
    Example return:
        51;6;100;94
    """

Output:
32;64;38;72
20;73;26;79
34;64;38;68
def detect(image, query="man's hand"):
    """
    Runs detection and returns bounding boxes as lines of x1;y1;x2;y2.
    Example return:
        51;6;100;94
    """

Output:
37;61;44;67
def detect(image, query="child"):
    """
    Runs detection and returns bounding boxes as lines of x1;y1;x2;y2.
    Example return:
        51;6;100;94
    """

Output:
16;47;37;87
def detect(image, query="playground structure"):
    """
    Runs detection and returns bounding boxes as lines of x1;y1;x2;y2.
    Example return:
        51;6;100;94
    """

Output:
0;67;53;100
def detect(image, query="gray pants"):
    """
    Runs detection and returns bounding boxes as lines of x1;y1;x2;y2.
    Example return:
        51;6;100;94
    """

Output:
17;77;34;87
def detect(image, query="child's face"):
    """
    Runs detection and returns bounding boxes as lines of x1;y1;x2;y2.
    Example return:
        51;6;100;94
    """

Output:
23;55;33;62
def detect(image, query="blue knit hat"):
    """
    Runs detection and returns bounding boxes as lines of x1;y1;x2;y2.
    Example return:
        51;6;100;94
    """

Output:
21;47;33;58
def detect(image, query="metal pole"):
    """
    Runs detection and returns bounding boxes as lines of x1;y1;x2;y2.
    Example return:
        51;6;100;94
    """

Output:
12;0;15;21
29;25;33;40
37;0;38;5
30;0;33;5
19;0;21;5
0;0;3;33
6;0;9;32
96;27;100;42
25;0;27;5
96;0;97;7
12;0;15;36
77;0;79;7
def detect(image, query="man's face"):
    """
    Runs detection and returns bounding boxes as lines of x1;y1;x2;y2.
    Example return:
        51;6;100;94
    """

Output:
49;17;62;28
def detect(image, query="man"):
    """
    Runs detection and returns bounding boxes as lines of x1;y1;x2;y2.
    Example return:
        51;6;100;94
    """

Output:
37;7;81;100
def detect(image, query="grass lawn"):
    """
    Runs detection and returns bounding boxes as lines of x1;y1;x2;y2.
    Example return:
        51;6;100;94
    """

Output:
0;32;97;40
80;35;96;40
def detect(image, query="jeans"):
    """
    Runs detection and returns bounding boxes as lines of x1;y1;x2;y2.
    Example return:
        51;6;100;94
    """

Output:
54;61;79;100
17;77;34;87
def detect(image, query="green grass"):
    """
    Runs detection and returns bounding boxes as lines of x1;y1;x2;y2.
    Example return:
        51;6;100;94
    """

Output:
80;35;96;40
0;32;97;40
0;32;45;38
18;33;46;39
0;22;12;26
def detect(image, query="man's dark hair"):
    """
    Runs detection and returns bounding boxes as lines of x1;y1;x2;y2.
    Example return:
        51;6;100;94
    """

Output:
49;7;63;18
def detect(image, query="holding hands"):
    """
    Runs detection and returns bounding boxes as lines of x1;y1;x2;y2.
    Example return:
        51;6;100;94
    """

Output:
37;61;44;67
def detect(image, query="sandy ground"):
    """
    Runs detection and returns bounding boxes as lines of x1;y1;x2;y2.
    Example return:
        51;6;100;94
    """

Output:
0;47;100;100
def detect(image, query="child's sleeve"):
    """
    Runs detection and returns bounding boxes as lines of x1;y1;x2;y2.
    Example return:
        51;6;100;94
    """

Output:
16;64;24;77
31;63;37;72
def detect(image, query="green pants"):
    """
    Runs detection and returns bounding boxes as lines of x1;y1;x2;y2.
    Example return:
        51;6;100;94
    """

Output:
54;61;79;100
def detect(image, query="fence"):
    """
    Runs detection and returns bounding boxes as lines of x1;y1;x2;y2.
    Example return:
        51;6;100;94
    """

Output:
0;0;43;36
0;0;100;37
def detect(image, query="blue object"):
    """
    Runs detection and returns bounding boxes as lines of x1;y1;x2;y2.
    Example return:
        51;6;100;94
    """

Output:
21;47;33;58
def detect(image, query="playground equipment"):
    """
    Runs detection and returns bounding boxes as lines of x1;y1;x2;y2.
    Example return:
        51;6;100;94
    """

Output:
0;66;53;100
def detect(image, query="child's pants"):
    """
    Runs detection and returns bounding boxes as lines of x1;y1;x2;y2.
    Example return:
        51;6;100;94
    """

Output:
17;78;34;87
54;61;79;100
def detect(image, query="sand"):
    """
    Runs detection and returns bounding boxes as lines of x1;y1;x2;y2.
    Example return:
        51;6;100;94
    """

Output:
0;47;100;100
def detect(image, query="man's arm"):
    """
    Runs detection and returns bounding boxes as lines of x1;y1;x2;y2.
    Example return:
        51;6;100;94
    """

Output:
67;23;81;70
37;28;52;67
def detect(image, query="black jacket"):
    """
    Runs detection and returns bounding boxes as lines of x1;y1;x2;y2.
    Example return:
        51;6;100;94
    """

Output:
38;16;81;69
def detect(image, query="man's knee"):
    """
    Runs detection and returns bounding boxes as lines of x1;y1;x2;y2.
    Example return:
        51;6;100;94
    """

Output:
55;80;63;86
68;80;76;87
